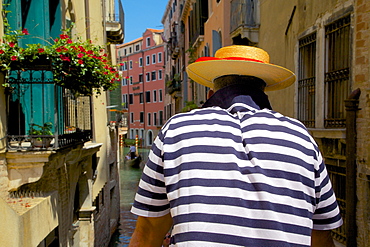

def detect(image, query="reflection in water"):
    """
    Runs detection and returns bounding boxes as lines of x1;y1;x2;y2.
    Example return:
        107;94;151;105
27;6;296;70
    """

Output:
109;147;150;247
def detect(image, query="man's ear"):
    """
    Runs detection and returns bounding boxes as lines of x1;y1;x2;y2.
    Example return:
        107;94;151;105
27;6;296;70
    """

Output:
207;89;214;99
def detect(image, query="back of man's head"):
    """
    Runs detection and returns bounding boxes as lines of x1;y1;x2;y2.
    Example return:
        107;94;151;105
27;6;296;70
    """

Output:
213;75;267;92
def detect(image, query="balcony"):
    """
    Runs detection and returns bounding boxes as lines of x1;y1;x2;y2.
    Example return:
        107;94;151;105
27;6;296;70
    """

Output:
230;0;260;44
106;0;124;44
5;69;92;151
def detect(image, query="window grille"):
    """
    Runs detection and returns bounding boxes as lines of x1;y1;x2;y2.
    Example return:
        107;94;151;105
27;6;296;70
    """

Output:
298;32;316;128
6;70;92;150
324;15;351;128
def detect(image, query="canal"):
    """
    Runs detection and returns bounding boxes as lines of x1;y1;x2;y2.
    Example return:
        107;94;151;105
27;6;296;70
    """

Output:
109;147;150;246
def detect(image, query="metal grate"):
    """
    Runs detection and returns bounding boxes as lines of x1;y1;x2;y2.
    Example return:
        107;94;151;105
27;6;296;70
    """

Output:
321;138;347;244
5;69;92;151
298;33;316;128
324;15;351;128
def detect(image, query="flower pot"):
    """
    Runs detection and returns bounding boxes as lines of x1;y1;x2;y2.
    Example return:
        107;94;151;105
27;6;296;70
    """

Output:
31;137;53;148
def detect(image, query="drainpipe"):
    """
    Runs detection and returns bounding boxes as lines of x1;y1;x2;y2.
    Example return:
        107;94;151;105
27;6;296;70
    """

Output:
344;88;360;247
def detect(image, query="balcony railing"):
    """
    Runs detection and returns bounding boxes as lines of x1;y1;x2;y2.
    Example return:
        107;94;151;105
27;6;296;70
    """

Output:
230;0;259;43
5;69;92;151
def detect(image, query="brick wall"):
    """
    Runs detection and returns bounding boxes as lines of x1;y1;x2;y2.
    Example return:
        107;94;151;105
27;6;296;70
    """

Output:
354;0;370;246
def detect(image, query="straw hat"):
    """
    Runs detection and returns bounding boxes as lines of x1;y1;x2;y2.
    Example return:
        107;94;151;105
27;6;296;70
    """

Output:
186;45;296;91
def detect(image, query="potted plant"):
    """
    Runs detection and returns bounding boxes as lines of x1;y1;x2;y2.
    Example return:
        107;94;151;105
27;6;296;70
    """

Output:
29;122;53;148
0;23;121;96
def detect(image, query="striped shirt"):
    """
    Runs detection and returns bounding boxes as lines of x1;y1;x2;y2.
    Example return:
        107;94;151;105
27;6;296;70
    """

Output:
131;94;342;246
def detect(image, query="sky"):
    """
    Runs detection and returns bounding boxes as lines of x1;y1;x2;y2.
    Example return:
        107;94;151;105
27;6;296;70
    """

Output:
120;0;168;43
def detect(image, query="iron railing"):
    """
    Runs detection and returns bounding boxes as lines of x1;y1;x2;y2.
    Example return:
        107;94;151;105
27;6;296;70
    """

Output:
324;15;351;128
5;69;92;151
298;33;316;128
230;0;259;33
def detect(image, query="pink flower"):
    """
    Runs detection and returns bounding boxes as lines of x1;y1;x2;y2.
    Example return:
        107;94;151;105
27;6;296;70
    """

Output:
22;28;29;35
77;53;84;58
11;56;18;61
9;42;15;48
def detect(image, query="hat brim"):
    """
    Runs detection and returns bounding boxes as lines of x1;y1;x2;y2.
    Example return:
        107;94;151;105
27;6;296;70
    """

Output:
186;60;296;91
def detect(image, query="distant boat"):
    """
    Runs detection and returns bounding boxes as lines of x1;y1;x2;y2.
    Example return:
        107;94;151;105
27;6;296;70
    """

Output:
127;155;142;168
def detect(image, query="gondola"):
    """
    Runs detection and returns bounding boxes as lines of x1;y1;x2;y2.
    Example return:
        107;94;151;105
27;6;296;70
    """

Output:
127;155;142;168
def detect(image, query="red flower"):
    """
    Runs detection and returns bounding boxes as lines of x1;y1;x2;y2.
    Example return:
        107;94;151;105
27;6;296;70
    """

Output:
60;54;70;62
11;56;18;61
67;39;72;44
77;53;84;58
78;60;84;64
56;47;62;52
86;50;93;55
60;34;69;39
0;50;4;54
54;38;59;42
9;42;15;48
22;28;29;35
38;48;45;53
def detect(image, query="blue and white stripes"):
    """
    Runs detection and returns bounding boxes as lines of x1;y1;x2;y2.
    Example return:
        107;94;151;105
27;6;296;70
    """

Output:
132;96;342;246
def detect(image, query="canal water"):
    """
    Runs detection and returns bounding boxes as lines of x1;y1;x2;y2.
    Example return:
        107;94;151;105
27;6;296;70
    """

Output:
109;147;150;246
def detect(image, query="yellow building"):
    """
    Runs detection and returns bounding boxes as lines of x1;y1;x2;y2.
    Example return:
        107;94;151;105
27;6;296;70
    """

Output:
0;0;123;246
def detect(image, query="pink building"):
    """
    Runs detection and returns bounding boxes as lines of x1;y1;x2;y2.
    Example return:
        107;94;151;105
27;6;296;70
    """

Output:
117;29;165;147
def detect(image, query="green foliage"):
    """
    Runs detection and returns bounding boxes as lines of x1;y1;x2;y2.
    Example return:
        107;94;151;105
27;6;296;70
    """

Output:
29;122;53;140
0;23;121;95
181;101;199;112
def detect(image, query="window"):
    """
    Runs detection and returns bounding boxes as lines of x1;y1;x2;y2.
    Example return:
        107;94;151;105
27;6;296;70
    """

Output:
147;113;151;125
324;15;351;128
129;60;133;69
122;78;127;86
158;70;163;80
146;73;151;82
135;44;140;51
129;47;132;53
146;55;150;65
158;52;162;63
130;76;133;85
129;94;133;104
139;93;144;103
123;62;127;71
140;112;144;123
146;91;151;103
122;94;128;108
146;37;151;47
152;54;156;64
159;111;164;125
153;90;157;102
139;57;143;67
130;112;134;123
298;33;316;128
153;112;157;126
151;71;156;81
139;74;143;83
159;89;163;102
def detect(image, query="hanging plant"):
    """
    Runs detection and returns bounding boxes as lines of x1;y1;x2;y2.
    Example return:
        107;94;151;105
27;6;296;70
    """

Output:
0;26;122;96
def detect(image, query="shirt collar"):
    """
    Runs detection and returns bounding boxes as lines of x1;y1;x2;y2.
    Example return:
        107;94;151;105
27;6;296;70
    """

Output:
202;83;272;111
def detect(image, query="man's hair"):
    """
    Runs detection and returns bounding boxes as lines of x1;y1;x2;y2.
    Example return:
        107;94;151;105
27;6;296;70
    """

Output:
213;75;267;91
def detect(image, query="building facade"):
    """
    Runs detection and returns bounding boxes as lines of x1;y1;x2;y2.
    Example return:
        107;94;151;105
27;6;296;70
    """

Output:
161;0;370;246
117;29;165;148
0;0;123;246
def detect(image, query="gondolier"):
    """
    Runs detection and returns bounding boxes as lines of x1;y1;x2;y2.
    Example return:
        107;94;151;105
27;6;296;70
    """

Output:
129;45;342;246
